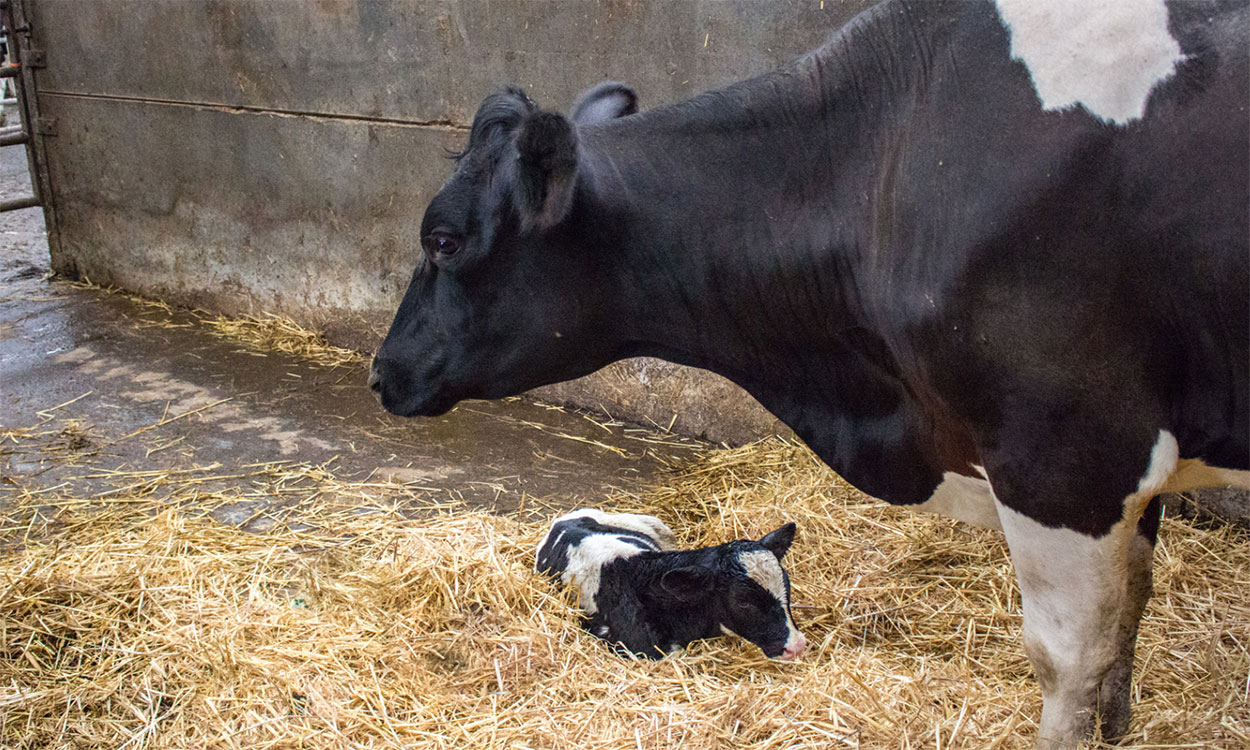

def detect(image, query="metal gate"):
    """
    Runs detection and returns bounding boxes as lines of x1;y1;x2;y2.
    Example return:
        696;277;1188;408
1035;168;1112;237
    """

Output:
0;0;52;219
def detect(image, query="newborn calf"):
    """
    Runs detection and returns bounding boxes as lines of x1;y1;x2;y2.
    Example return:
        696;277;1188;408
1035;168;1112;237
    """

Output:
535;508;807;660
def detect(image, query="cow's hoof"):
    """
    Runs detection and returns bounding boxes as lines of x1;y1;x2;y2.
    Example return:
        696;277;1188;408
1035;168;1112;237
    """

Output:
1098;663;1133;741
1098;706;1131;745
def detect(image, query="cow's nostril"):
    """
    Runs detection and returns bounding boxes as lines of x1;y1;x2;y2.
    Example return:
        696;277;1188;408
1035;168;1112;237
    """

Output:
367;362;382;393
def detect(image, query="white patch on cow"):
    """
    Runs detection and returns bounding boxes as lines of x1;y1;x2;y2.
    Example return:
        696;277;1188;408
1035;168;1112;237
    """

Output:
1137;429;1180;496
562;534;649;615
993;430;1180;747
994;0;1184;124
1121;429;1249;496
997;504;1122;746
915;471;1003;530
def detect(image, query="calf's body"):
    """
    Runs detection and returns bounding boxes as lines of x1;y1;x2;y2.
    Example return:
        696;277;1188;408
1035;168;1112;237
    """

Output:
535;509;806;660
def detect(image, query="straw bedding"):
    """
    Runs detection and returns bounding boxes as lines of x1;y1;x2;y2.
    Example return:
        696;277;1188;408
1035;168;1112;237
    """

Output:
3;293;1247;747
3;439;1248;749
69;278;365;368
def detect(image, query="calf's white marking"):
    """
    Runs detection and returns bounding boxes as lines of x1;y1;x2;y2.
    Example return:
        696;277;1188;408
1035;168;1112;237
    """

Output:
562;535;649;615
537;508;676;553
995;0;1184;124
737;550;805;658
738;550;788;604
535;509;677;615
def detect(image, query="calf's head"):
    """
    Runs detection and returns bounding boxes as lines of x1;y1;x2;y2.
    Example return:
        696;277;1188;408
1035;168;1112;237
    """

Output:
370;83;638;417
659;522;807;660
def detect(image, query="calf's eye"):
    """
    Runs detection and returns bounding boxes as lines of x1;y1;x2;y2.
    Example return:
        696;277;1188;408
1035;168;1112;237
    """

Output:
421;232;463;260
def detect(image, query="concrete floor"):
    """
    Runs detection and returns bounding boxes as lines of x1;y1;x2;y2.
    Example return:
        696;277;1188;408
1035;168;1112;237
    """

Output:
0;141;698;528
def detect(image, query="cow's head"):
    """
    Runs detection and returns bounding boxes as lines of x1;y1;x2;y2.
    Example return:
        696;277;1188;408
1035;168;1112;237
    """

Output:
658;523;807;660
370;82;639;417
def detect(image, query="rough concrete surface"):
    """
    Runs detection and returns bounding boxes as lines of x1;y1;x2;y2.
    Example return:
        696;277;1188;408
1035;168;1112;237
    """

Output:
532;358;789;446
1;142;698;528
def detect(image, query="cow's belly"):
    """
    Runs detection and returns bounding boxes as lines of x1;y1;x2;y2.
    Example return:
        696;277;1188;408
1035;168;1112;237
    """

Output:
910;445;1250;533
913;469;1001;530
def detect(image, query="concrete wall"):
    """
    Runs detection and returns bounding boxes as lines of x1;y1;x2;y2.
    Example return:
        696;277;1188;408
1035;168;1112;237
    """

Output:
29;0;876;444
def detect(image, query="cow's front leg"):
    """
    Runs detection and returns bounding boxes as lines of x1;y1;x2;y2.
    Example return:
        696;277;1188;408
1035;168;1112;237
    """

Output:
994;487;1166;750
1096;498;1159;740
996;503;1128;748
987;428;1176;748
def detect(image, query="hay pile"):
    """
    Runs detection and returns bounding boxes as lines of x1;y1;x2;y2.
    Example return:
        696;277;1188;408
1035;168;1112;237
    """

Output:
198;313;363;368
3;441;1248;749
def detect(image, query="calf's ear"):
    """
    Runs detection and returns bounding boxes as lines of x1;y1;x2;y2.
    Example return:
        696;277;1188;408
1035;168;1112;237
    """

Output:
514;111;578;231
759;522;797;560
571;81;638;125
659;566;713;602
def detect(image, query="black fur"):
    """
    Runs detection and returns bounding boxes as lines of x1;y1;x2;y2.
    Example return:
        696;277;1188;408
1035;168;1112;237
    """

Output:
514;111;578;230
454;85;533;163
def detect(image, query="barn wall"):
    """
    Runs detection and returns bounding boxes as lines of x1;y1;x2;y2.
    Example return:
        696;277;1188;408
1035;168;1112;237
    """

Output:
29;0;879;444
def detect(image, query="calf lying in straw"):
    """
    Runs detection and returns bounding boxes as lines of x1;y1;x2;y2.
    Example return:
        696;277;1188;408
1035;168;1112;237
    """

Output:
535;508;807;659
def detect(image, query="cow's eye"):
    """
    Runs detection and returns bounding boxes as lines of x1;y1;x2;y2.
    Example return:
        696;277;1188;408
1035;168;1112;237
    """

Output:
421;232;463;261
733;598;757;613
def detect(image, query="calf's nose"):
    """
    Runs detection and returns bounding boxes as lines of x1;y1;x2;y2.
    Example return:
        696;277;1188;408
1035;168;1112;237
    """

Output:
781;633;807;661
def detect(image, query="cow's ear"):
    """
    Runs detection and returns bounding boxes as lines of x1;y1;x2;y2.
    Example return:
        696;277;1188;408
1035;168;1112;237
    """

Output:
759;523;797;560
571;81;638;125
659;566;712;602
514;111;578;231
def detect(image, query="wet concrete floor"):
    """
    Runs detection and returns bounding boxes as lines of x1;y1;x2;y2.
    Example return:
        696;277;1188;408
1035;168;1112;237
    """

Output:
0;142;699;530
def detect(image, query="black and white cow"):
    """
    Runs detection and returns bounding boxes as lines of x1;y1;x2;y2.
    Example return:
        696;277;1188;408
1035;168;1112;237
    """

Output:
370;1;1249;746
534;508;807;660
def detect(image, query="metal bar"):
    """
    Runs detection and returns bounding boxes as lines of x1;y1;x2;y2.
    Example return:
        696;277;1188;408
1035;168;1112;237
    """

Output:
0;65;21;78
0;130;28;147
7;0;59;263
0;195;39;211
1;97;17;105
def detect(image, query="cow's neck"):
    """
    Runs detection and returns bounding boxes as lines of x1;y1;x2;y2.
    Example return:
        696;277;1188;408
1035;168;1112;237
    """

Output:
579;7;957;503
584;4;937;374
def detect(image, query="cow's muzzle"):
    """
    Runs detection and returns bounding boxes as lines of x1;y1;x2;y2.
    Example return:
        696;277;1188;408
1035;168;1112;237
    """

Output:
368;354;458;417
